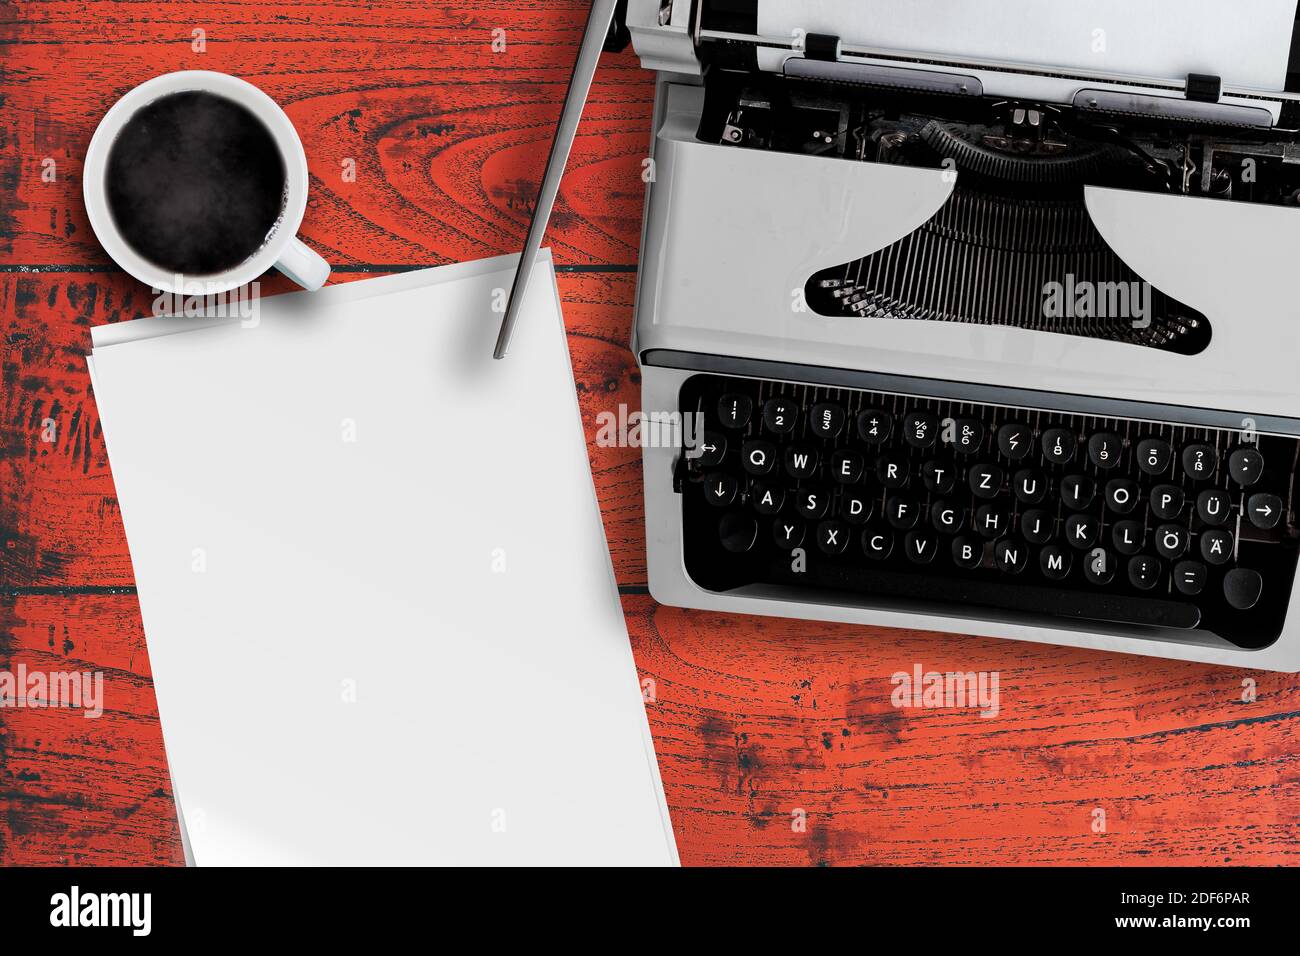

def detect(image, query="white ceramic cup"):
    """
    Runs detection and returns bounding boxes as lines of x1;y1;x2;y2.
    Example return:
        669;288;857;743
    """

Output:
83;70;329;294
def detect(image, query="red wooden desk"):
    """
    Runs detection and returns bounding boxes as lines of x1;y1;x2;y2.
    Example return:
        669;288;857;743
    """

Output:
1;1;1297;866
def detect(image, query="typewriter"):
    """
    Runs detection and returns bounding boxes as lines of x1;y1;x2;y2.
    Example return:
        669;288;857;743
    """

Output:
503;1;1300;670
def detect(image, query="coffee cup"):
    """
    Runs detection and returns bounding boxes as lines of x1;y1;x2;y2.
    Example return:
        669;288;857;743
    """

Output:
83;70;329;295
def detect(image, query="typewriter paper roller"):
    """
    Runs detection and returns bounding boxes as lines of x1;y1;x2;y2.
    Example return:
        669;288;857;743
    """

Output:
755;0;1298;92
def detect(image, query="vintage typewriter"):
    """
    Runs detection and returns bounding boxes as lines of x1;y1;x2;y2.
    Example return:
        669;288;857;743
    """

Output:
498;0;1300;670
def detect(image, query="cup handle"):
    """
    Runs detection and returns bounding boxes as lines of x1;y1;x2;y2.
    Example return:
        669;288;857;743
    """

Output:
274;236;330;291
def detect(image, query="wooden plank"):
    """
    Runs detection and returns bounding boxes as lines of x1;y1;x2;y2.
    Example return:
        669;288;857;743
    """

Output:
625;596;1300;865
4;588;1298;867
0;595;181;865
0;1;654;266
0;270;647;587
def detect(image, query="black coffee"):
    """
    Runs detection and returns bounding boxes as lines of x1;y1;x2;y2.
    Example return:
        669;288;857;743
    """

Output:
105;90;287;276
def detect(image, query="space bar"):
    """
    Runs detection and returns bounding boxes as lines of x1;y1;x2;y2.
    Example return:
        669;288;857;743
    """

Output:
844;568;1202;630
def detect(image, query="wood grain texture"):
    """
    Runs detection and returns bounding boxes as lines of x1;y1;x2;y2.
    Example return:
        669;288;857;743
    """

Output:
626;597;1300;865
0;595;181;865
2;0;1299;867
0;1;653;267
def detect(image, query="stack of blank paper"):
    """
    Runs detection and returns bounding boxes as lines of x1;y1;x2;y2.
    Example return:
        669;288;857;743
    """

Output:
87;253;677;866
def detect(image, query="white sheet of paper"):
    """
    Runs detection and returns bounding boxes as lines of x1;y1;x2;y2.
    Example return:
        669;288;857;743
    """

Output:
758;0;1298;91
87;254;677;866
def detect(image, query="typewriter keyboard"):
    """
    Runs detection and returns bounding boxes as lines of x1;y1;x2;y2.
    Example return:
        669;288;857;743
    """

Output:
677;374;1300;648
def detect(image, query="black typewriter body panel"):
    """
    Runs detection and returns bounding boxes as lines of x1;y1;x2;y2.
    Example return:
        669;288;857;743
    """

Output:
675;372;1300;649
